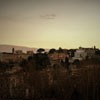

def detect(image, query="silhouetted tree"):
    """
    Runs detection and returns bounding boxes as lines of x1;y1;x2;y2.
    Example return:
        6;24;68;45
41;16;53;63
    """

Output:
95;49;100;55
57;47;63;53
68;49;76;57
37;48;45;53
34;53;50;70
49;48;56;54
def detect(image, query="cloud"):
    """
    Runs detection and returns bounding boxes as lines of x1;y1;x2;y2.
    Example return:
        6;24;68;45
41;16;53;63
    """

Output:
40;14;56;19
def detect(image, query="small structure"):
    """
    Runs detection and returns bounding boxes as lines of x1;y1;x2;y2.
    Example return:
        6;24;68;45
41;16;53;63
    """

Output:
70;47;96;63
12;48;15;54
0;52;31;63
27;51;34;55
74;48;87;60
49;52;68;61
15;50;23;54
0;53;18;62
49;52;69;67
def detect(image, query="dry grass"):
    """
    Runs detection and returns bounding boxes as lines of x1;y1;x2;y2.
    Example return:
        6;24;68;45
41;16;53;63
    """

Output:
0;59;100;100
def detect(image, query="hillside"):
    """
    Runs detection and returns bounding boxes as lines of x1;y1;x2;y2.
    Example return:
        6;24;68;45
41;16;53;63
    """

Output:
0;44;38;53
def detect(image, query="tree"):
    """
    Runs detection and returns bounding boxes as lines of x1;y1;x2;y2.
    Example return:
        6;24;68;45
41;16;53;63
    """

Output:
68;49;76;57
95;49;100;55
37;48;45;53
34;53;50;70
57;47;63;53
49;48;56;54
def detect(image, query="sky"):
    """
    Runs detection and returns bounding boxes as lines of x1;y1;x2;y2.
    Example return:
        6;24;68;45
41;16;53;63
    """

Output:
0;0;100;49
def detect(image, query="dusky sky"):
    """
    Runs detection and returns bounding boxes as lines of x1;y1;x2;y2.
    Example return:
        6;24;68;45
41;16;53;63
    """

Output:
0;0;100;49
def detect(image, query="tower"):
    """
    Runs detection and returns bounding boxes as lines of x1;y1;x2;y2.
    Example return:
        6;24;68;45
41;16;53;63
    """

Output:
12;48;15;54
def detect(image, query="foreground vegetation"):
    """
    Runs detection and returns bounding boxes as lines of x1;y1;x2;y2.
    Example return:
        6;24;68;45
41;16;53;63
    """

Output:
0;58;100;100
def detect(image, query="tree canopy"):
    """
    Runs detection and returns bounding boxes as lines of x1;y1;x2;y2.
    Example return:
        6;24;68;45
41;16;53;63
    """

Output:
49;48;56;54
37;48;45;53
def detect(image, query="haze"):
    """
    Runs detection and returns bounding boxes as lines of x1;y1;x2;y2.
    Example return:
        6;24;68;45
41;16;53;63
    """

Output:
0;0;100;49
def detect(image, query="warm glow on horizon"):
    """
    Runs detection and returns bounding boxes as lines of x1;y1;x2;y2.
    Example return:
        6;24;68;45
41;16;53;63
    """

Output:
0;0;100;49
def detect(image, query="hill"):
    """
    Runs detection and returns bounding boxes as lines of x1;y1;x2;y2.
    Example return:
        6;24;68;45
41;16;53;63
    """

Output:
0;44;38;53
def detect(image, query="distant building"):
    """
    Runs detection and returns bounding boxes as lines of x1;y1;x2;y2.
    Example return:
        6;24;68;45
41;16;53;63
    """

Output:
27;51;34;55
0;52;31;63
0;53;17;62
49;52;68;61
74;47;95;60
15;50;23;54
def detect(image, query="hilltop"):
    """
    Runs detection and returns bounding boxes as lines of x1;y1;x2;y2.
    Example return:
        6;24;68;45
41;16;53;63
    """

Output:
0;44;38;53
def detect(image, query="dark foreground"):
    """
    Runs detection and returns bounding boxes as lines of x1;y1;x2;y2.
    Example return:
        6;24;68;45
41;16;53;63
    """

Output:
0;60;100;100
